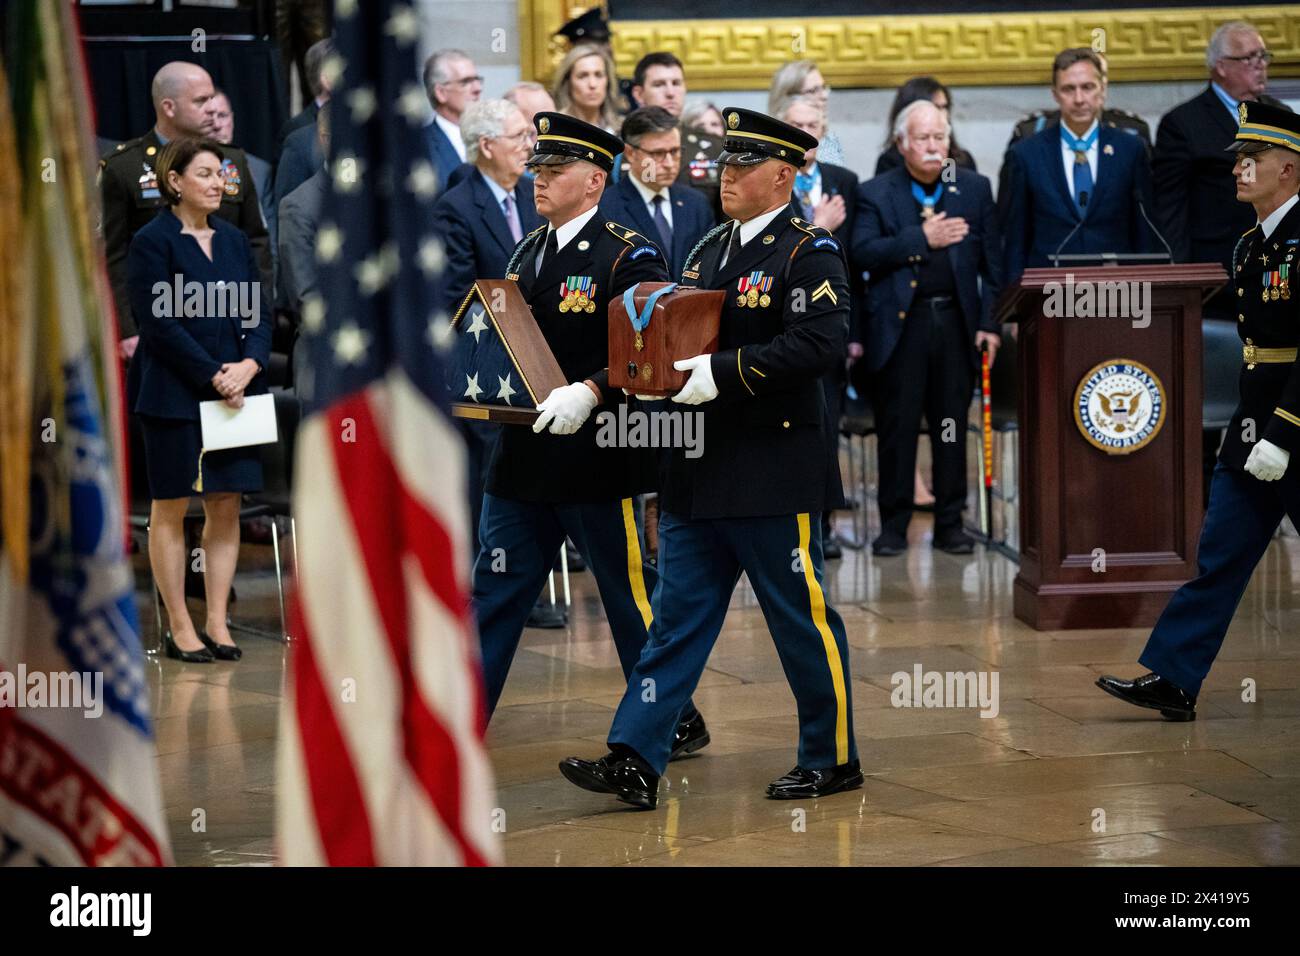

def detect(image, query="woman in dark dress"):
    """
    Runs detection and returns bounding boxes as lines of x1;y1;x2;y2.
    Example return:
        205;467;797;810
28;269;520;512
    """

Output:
127;137;272;662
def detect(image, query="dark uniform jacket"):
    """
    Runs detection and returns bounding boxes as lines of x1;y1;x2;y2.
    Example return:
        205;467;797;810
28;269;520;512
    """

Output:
853;165;1002;374
660;208;850;520
1219;198;1300;475
101;129;271;338
678;127;724;221
1153;87;1290;315
485;213;670;504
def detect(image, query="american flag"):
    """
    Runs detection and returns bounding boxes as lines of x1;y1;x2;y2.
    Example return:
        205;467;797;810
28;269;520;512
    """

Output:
275;0;499;866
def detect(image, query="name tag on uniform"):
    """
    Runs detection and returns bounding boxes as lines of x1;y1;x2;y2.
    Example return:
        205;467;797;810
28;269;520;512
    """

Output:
200;394;278;450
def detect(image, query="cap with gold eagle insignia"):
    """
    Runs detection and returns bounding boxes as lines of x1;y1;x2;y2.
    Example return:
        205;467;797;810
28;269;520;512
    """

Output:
1227;100;1300;155
526;111;622;174
717;107;818;168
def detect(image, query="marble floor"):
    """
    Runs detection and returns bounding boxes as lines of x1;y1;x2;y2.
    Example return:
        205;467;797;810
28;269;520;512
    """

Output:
140;502;1300;867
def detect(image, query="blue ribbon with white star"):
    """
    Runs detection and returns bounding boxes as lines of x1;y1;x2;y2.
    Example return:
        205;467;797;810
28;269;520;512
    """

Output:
910;180;943;214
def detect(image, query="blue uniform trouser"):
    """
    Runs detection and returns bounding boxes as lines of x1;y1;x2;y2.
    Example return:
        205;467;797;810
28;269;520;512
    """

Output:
609;510;857;775
1140;463;1300;697
474;493;670;716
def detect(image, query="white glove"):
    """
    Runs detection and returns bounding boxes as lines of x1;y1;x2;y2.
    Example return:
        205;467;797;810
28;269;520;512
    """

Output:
1245;439;1290;482
670;354;718;405
622;388;666;401
533;382;599;435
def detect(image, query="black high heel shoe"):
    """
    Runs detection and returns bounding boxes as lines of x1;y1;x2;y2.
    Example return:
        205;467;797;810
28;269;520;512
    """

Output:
199;632;242;662
163;631;214;663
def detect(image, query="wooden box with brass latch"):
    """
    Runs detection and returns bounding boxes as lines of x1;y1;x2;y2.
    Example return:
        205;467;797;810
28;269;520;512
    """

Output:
608;282;724;397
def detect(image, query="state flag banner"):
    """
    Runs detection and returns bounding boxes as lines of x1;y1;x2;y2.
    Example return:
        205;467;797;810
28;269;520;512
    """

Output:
448;279;567;425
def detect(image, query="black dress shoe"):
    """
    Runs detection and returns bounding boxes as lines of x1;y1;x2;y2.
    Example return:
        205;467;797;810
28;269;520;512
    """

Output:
872;531;906;556
163;631;213;663
823;533;843;560
669;710;710;761
1096;672;1196;721
934;527;975;554
766;759;864;800
199;632;243;661
559;751;659;809
526;599;567;629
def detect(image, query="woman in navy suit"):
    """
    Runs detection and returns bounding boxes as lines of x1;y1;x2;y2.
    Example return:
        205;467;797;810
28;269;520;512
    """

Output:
127;138;272;663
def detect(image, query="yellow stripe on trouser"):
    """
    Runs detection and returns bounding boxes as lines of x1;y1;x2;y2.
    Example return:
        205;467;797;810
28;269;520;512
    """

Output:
797;512;849;765
622;498;653;629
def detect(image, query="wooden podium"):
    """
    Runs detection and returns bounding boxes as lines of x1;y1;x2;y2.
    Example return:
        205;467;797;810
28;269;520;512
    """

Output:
1001;263;1227;629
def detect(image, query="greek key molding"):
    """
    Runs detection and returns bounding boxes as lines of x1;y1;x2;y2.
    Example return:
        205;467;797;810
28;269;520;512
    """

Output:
519;3;1299;89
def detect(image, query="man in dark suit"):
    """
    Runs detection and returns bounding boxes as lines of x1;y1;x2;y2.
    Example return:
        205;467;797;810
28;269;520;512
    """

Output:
1154;20;1289;319
1000;47;1156;286
780;94;859;557
273;36;333;169
278;103;330;388
422;49;481;183
100;62;270;360
560;108;859;809
854;100;1003;556
431;99;542;555
599;106;713;279
210;91;273;234
621;52;724;220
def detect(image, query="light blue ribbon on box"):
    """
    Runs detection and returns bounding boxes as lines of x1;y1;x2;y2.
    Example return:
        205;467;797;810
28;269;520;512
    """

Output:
623;282;677;337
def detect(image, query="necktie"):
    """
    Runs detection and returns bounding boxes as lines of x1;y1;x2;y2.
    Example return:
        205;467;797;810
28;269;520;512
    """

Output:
535;228;558;277
1061;126;1098;215
502;194;523;244
721;223;743;269
651;194;673;256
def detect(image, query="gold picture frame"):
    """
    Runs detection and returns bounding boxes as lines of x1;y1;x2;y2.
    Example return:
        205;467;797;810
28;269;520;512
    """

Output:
519;2;1298;89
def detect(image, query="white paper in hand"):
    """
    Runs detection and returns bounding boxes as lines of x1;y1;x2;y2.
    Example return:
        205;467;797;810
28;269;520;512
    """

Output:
199;394;279;451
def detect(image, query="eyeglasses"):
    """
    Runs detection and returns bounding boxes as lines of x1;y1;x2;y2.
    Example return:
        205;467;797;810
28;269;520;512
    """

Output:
443;74;485;87
631;146;681;162
1222;50;1274;66
494;129;533;144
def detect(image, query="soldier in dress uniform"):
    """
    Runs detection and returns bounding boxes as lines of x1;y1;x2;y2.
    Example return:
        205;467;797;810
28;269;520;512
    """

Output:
100;62;271;355
559;108;859;809
472;111;709;757
1098;102;1300;720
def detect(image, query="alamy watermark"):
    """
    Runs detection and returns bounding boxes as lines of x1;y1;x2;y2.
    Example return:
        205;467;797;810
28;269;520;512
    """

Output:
1043;273;1151;328
0;665;103;718
595;404;704;459
152;274;261;328
891;664;1000;718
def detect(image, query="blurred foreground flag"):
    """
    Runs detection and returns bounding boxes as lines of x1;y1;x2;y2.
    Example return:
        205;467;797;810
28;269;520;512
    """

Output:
0;2;168;866
275;0;499;865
